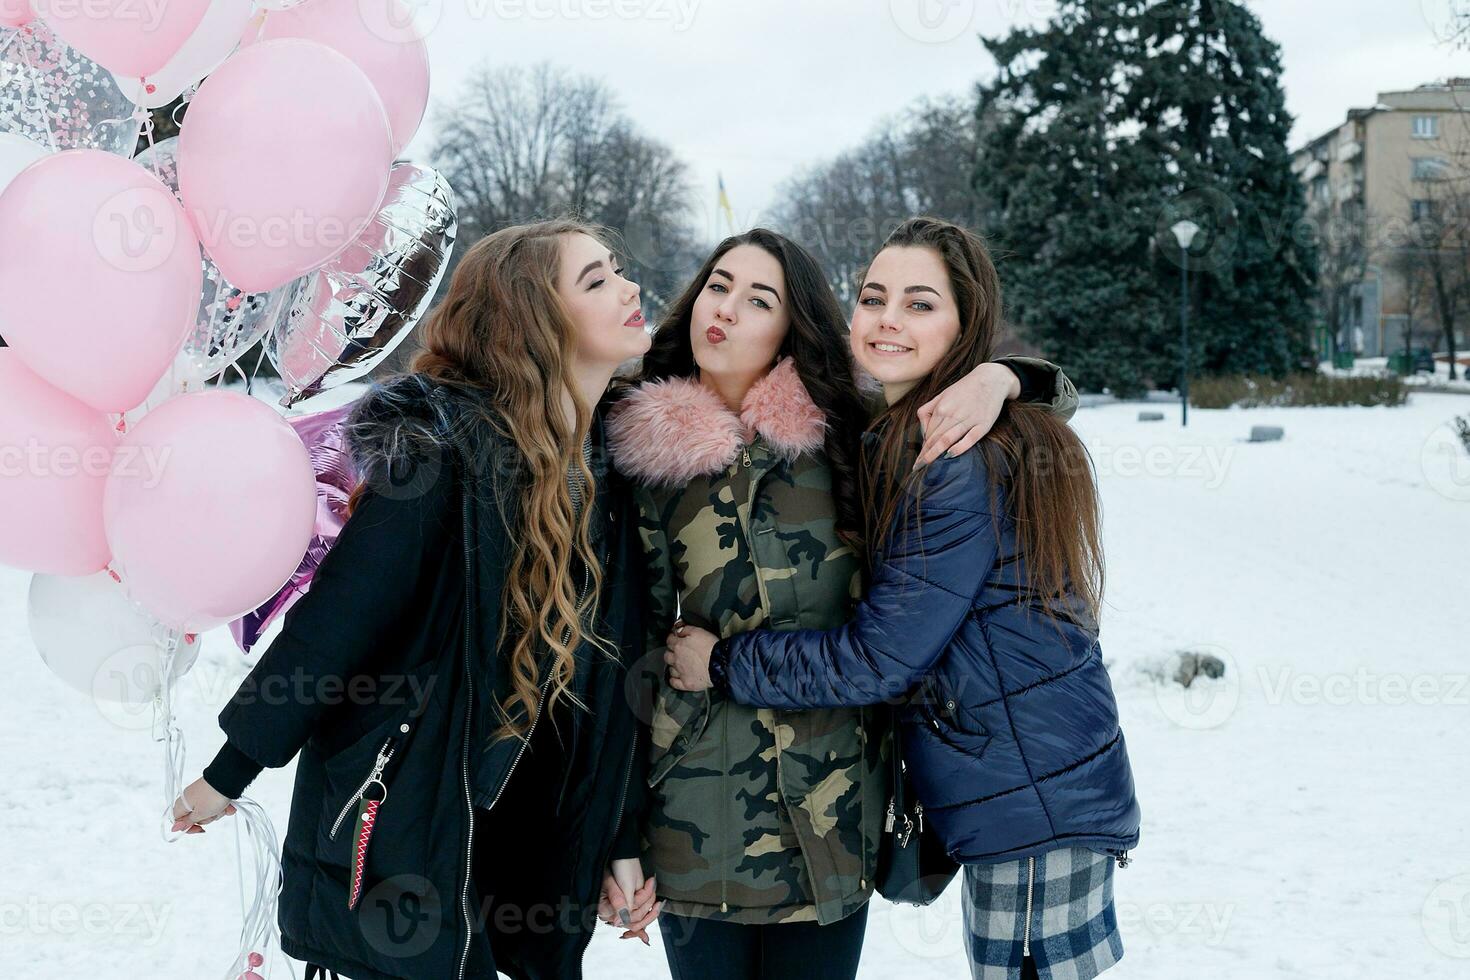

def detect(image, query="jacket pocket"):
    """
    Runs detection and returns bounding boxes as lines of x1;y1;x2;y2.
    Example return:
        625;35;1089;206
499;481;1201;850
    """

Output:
911;699;992;762
648;685;711;787
313;709;432;898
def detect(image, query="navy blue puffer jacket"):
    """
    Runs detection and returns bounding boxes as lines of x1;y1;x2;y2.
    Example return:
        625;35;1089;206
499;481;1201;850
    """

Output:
710;445;1140;866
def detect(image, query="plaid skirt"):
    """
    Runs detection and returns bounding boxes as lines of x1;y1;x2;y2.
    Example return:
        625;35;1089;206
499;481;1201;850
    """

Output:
962;847;1122;980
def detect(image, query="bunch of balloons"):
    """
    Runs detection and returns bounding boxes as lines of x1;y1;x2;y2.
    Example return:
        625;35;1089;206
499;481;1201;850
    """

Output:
1;2;455;975
0;0;455;646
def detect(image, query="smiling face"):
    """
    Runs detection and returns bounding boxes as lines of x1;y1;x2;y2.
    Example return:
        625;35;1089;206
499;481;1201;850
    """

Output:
689;244;790;381
850;245;962;404
556;232;650;371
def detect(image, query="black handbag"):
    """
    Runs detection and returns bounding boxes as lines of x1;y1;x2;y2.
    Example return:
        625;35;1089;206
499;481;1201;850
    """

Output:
874;709;960;906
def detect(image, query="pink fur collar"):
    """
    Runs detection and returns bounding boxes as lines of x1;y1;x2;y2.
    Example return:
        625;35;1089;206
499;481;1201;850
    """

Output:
607;357;827;486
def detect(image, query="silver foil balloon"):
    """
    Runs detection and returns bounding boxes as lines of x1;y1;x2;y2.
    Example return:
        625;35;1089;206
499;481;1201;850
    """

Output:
132;135;299;379
0;21;136;156
267;162;457;407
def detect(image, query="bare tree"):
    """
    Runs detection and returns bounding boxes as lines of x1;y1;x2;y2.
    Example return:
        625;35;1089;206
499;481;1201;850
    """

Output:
1405;189;1469;380
1433;0;1470;49
1390;245;1434;365
429;61;700;307
1307;193;1376;362
769;95;990;305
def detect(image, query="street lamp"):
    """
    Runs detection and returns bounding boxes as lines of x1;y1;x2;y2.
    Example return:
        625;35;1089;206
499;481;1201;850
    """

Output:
1170;219;1200;427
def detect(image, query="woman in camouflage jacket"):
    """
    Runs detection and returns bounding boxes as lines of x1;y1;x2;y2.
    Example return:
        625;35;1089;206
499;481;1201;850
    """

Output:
604;228;1076;979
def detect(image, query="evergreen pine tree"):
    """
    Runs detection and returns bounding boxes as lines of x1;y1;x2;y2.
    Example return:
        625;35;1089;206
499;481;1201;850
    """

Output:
975;0;1316;395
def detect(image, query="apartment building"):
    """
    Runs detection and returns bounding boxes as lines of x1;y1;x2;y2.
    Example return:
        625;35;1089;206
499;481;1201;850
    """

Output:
1291;80;1470;358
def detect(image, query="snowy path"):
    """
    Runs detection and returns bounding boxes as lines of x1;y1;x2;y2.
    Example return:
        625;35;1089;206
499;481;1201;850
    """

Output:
2;394;1467;978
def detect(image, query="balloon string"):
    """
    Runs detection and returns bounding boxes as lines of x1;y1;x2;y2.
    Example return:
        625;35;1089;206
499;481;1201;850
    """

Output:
152;628;295;979
250;341;268;391
136;106;161;180
14;33;58;153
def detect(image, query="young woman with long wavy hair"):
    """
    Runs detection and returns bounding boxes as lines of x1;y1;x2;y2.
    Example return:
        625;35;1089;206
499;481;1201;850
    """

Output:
169;219;665;980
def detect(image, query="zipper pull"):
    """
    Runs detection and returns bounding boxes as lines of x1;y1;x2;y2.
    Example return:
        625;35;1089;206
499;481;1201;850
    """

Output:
1116;849;1131;869
741;447;752;468
370;748;391;780
915;802;924;834
884;799;895;833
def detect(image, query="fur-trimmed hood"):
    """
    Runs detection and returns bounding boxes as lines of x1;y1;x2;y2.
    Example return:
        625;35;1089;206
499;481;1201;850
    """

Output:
606;357;826;487
344;373;496;489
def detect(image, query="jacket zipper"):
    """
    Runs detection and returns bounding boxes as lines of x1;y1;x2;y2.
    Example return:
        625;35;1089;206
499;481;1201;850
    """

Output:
481;548;593;812
457;493;476;980
453;436;600;976
1022;855;1035;958
577;699;640;966
328;739;396;840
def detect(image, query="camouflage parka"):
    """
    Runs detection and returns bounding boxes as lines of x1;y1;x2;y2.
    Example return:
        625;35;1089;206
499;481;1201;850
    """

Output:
606;358;884;925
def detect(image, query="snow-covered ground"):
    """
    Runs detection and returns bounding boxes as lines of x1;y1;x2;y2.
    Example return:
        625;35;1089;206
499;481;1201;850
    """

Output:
2;393;1468;979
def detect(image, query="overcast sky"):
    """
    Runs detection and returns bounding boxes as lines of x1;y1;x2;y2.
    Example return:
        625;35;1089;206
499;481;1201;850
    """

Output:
400;0;1469;229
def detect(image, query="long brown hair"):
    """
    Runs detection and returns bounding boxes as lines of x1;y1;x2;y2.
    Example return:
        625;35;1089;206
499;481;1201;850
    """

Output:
636;228;869;548
864;217;1103;625
355;218;614;745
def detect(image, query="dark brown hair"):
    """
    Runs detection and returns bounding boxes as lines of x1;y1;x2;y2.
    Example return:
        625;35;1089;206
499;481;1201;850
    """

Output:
863;217;1103;624
637;228;869;548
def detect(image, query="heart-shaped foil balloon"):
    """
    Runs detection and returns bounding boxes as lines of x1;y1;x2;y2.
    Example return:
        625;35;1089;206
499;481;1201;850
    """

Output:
267;163;457;407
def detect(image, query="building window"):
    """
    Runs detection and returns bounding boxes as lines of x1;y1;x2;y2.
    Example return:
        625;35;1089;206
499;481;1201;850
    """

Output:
1412;199;1439;222
1412;157;1450;181
1413;115;1439;139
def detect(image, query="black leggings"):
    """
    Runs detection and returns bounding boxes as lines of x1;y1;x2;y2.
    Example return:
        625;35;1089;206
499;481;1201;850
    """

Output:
658;904;869;980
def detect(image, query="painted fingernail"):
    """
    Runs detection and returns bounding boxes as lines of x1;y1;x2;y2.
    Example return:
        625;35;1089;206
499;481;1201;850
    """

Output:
618;909;630;927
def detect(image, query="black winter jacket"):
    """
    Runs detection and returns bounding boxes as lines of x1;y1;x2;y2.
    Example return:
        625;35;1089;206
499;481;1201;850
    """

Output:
202;374;651;980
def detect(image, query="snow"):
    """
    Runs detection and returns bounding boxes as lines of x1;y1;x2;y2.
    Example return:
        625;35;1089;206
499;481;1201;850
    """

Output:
2;394;1468;978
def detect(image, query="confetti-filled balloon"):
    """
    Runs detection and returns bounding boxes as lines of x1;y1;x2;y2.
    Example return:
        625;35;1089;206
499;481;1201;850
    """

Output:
0;21;137;156
267;163;456;406
134;136;301;381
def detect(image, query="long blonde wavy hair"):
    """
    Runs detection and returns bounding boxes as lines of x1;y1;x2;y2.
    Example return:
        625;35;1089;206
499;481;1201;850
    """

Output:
406;218;612;745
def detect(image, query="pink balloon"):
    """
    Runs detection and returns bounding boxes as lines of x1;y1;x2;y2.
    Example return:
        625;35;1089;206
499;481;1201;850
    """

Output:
255;0;429;157
103;391;318;631
40;0;210;78
0;149;202;412
0;0;32;28
0;350;116;575
178;38;394;293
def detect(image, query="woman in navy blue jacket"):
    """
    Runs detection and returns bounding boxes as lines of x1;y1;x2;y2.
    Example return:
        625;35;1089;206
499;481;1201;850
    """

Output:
664;216;1140;980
